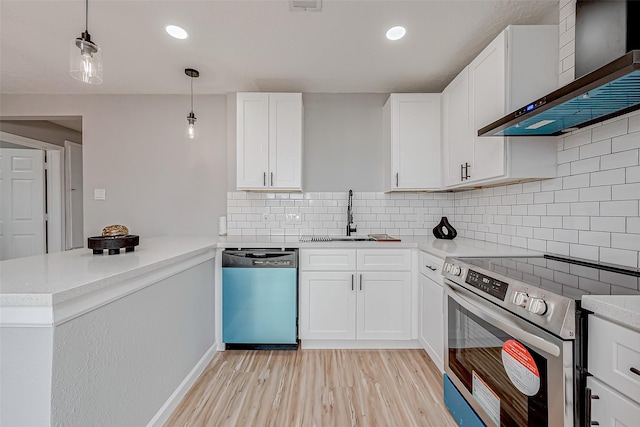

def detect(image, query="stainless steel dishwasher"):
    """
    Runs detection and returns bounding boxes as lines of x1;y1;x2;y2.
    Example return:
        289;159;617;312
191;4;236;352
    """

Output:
222;249;298;349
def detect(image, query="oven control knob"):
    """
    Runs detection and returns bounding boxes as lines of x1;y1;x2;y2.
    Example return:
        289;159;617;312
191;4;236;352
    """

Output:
512;291;529;307
527;297;548;315
451;266;462;276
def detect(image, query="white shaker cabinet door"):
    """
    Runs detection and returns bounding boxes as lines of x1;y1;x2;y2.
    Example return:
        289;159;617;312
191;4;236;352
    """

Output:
299;271;356;340
268;93;302;190
237;93;270;189
468;30;506;183
442;68;471;187
356;272;411;340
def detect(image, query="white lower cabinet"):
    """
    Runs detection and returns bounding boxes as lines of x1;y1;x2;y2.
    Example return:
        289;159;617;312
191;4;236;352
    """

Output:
587;315;640;425
299;249;412;341
418;251;445;372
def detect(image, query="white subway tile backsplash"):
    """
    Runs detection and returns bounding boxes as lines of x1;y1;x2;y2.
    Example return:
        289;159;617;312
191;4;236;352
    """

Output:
611;233;640;251
591;217;626;232
563;174;589;189
564;130;592;149
600;201;639;217
592;119;628;142
612;183;640;200
600;247;638;267
590;169;626;186
570;202;599;216
612;132;640;152
629;218;640;234
629;114;640;133
579;186;611;202
579;231;610;247
579;139;611;159
563;216;589;230
571;158;600;175
601;150;639;170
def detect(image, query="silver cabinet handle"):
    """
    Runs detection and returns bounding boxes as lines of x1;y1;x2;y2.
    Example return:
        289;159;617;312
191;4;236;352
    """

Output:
395;172;399;187
263;172;266;186
351;274;354;291
425;265;437;271
359;274;363;291
270;172;274;186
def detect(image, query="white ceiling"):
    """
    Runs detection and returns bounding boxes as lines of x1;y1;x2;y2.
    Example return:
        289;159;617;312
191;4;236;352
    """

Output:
0;0;559;95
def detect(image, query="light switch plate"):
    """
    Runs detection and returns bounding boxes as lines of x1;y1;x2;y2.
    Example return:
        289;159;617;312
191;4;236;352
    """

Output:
94;189;106;200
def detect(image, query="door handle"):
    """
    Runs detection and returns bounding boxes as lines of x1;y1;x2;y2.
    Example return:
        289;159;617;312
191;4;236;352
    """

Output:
270;172;274;186
351;274;354;291
425;265;437;271
263;172;266;186
395;172;399;187
359;274;363;291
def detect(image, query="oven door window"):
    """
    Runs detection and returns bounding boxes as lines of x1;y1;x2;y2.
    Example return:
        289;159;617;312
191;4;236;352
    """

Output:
448;297;548;427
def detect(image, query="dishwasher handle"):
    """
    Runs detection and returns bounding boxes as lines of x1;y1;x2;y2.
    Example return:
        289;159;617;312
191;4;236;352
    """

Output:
222;249;298;268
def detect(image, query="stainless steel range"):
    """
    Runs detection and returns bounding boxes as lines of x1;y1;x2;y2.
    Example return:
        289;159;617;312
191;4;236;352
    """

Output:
441;254;640;427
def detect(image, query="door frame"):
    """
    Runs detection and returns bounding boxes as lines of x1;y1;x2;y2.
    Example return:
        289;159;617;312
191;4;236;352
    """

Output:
0;131;66;252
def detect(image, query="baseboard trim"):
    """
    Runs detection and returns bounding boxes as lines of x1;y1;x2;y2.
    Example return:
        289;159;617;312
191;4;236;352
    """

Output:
147;342;219;427
300;339;422;349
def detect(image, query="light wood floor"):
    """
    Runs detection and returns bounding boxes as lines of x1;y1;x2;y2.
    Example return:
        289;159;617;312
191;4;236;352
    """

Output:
165;349;457;427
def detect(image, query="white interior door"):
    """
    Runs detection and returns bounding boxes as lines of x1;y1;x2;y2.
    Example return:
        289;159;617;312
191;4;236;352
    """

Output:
0;148;46;260
65;141;83;249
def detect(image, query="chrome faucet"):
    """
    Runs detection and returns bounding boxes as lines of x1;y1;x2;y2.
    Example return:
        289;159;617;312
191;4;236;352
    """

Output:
346;189;357;236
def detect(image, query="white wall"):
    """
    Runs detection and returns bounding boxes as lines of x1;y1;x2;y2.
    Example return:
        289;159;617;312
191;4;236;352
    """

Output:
0;95;228;240
303;93;387;192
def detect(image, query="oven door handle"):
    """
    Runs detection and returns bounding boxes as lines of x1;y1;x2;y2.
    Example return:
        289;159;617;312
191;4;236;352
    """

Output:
446;282;561;357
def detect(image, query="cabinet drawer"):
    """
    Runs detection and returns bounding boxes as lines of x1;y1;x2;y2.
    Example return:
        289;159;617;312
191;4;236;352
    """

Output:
299;249;356;271
587;377;640;426
419;251;444;283
588;315;640;402
356;249;411;271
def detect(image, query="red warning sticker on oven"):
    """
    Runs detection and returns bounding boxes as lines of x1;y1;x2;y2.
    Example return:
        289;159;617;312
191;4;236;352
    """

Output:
501;339;540;396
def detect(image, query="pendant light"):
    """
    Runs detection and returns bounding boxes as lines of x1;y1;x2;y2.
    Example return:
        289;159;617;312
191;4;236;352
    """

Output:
70;0;103;84
185;68;200;140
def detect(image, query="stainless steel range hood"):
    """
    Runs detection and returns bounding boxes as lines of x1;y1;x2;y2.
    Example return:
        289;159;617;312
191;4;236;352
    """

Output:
478;50;640;136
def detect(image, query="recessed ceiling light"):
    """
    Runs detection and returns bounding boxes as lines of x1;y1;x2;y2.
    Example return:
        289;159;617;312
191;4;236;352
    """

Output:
166;25;188;40
386;26;406;41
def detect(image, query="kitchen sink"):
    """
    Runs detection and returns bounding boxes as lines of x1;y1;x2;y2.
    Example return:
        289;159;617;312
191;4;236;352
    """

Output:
299;235;376;242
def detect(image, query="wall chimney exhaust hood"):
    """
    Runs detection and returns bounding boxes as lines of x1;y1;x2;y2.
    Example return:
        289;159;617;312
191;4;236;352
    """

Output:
478;50;640;137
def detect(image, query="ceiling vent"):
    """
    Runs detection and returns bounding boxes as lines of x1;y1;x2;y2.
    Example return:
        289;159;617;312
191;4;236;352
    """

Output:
289;0;322;12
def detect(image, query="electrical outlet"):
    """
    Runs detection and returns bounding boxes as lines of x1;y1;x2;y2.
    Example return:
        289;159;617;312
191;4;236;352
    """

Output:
262;213;269;223
94;189;106;200
286;213;301;224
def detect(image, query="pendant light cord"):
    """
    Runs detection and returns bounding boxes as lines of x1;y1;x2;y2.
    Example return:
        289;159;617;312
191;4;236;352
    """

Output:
85;0;89;32
190;76;194;113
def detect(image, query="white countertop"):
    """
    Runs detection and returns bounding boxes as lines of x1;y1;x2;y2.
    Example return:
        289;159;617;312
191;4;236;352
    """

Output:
217;235;541;258
582;295;640;332
1;236;217;307
0;234;537;318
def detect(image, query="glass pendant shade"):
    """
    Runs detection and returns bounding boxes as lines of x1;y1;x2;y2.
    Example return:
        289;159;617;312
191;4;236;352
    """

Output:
186;112;198;140
70;32;103;84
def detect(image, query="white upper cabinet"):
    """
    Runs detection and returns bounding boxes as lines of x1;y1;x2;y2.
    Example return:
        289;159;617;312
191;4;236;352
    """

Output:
443;25;559;188
383;94;441;191
442;68;470;187
237;92;303;191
